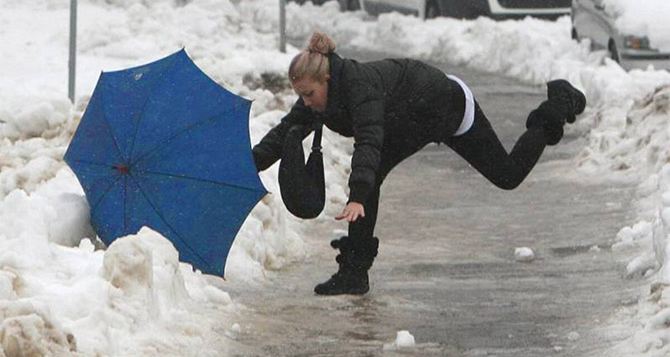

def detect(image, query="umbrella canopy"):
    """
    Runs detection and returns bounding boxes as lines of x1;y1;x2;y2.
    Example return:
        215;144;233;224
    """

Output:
64;49;267;276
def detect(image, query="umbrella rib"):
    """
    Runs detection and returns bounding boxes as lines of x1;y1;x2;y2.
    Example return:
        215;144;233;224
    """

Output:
128;175;217;274
129;104;243;168
123;175;128;233
100;87;131;163
142;170;267;195
71;159;117;169
127;54;183;164
89;174;124;217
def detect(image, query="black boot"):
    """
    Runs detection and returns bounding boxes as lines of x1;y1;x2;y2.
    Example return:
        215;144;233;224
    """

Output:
314;236;379;296
547;79;586;124
526;100;566;145
526;79;587;145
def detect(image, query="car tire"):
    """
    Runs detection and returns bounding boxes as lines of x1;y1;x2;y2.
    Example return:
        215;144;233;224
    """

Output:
425;0;440;19
608;39;620;63
339;0;360;11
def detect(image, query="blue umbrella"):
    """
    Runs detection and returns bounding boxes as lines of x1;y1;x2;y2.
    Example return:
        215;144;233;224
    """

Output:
64;49;267;276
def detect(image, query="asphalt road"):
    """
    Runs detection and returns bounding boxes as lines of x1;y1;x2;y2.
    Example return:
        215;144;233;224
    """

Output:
217;47;642;356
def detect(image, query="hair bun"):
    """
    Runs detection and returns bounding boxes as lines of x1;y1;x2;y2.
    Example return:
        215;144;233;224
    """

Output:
307;32;336;55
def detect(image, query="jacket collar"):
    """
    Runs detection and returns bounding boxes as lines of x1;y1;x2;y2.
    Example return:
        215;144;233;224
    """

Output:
323;52;345;117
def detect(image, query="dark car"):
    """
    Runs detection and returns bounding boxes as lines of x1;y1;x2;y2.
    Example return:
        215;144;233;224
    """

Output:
289;0;331;4
341;0;570;19
289;0;361;10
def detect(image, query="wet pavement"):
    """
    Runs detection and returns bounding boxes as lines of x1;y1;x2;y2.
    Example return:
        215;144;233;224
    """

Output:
216;47;642;356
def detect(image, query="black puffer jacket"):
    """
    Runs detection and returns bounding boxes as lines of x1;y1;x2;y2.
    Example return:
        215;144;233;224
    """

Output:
252;53;463;204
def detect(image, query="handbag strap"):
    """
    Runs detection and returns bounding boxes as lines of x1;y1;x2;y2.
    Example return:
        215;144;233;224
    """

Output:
311;121;323;153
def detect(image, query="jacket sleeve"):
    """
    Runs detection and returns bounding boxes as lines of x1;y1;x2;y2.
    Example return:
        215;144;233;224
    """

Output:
345;79;385;204
252;98;313;172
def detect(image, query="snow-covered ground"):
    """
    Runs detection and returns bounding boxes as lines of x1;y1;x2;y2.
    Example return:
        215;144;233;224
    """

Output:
1;0;670;355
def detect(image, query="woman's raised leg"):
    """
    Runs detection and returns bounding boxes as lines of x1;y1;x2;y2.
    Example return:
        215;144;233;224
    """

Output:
444;102;548;190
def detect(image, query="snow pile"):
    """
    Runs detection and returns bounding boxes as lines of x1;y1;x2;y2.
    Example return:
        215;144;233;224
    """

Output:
613;165;670;356
0;169;235;355
0;99;71;141
514;247;535;263
394;330;416;348
576;84;670;176
0;100;74;199
248;0;600;84
613;220;657;278
90;227;229;355
0;300;77;356
0;0;357;281
383;330;416;350
0;0;354;355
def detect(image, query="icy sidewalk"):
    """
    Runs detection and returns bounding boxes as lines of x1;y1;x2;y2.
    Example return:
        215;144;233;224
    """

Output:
219;57;642;356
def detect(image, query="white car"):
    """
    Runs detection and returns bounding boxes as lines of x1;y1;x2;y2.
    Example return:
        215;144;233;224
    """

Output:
340;0;571;20
571;0;670;70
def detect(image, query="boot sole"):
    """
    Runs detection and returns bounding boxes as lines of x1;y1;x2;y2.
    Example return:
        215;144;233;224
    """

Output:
314;287;369;296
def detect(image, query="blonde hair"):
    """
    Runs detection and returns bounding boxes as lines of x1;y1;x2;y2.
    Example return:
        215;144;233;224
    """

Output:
289;32;336;82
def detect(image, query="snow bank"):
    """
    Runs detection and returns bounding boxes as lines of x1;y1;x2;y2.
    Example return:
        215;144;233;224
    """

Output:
0;0;353;354
0;169;233;355
0;0;353;282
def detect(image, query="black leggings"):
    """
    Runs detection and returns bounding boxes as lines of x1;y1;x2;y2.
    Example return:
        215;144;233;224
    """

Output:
347;101;547;253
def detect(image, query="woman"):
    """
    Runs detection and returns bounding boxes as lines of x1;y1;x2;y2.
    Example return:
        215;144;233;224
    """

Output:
252;32;586;296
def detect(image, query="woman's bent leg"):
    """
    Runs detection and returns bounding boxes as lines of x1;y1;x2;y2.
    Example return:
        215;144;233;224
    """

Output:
349;184;381;245
444;102;547;190
314;184;382;295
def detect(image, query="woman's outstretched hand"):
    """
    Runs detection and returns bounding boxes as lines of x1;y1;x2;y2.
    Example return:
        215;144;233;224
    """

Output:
335;202;365;222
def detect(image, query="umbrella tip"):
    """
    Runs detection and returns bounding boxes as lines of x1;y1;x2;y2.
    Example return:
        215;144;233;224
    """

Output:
113;164;130;175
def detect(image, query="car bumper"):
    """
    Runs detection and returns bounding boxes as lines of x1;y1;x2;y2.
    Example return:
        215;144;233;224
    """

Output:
487;0;570;17
488;11;569;20
620;50;670;71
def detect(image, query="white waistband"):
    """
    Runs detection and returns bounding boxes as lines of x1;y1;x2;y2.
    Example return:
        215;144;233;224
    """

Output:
447;74;475;136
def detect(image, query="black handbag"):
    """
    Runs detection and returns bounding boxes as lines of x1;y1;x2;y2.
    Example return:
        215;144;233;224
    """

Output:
278;122;325;219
